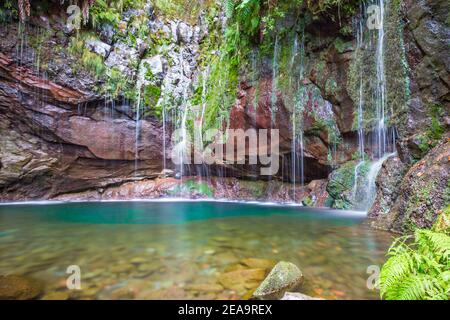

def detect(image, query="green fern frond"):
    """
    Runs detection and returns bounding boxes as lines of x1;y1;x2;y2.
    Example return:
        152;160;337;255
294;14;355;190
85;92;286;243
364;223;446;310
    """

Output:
225;0;236;18
416;229;450;259
381;223;450;300
380;250;414;298
396;274;436;300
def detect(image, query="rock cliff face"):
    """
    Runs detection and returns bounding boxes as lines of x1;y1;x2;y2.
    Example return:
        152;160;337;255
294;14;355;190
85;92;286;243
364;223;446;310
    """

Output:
368;0;449;231
0;50;164;199
0;0;448;230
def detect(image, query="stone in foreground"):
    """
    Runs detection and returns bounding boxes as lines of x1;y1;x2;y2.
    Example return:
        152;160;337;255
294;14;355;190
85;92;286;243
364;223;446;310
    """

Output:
252;261;304;300
281;292;322;300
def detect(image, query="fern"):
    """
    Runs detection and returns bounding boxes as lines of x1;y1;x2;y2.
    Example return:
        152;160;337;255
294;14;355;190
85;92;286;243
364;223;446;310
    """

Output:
396;274;436;300
224;0;234;18
417;229;450;260
380;216;450;300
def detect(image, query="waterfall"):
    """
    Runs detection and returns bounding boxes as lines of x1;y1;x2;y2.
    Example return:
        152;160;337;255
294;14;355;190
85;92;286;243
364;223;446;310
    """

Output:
179;87;189;181
291;36;298;199
352;0;397;211
290;31;306;201
195;66;211;182
362;152;396;210
353;6;367;202
134;61;147;175
374;0;388;159
161;96;167;173
270;36;280;125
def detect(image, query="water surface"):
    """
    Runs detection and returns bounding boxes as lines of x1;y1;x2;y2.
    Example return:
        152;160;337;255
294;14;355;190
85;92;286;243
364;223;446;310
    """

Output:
0;201;393;300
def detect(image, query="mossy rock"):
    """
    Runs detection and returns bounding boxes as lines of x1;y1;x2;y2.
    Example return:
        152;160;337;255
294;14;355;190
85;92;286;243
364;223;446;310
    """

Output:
252;261;303;300
327;160;370;209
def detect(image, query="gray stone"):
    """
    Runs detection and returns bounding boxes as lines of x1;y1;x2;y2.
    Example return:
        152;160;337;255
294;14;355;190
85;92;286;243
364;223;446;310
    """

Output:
105;42;139;77
142;55;167;79
281;292;322;300
177;22;193;44
99;24;115;45
85;39;111;58
252;261;304;300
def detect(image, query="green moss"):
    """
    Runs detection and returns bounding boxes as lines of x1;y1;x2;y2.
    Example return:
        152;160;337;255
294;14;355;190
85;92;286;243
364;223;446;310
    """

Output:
302;196;314;207
333;37;350;53
67;35;107;79
89;0;122;29
413;104;445;159
326;160;370;209
402;180;438;232
169;180;214;198
428;104;445;140
104;67;136;99
384;0;409;129
239;180;267;199
142;85;162;118
0;0;18;22
153;0;214;24
82;50;107;78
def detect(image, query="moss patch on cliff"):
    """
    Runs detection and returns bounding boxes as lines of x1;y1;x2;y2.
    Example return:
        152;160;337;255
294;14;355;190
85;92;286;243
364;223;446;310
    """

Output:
326;160;370;209
169;180;214;198
153;0;214;24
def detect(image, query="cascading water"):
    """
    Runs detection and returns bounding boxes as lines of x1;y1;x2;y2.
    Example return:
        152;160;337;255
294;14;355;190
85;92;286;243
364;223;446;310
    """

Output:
270;36;280;126
134;60;148;175
362;152;396;210
374;0;388;159
290;32;306;201
195;66;211;182
353;0;397;211
352;7;367;202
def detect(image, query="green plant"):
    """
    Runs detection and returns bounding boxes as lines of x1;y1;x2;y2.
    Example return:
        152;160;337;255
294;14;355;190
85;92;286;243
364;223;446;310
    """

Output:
104;67;135;99
153;0;214;24
0;0;18;22
68;36;106;79
89;0;122;28
380;210;450;300
302;196;314;207
428;104;444;141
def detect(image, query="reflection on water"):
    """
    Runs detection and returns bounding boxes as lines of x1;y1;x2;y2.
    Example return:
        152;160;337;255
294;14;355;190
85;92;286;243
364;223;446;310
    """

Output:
0;201;393;300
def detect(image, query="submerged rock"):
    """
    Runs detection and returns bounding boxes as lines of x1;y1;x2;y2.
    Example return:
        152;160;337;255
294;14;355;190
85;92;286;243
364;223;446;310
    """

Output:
218;269;266;291
0;275;43;300
252;261;304;300
41;292;70;300
240;258;277;270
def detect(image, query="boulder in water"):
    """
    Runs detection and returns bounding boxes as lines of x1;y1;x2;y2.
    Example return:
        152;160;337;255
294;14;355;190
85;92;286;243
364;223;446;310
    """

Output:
252;261;304;300
0;275;43;300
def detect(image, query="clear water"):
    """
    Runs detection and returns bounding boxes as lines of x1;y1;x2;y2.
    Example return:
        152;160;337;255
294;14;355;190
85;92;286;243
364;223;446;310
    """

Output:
0;201;393;300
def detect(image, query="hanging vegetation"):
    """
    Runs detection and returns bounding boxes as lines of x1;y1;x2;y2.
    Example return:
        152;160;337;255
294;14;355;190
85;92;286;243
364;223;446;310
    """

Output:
16;0;95;23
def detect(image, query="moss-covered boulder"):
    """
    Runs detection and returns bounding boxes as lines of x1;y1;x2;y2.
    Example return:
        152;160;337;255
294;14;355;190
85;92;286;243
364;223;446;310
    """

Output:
252;261;303;300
